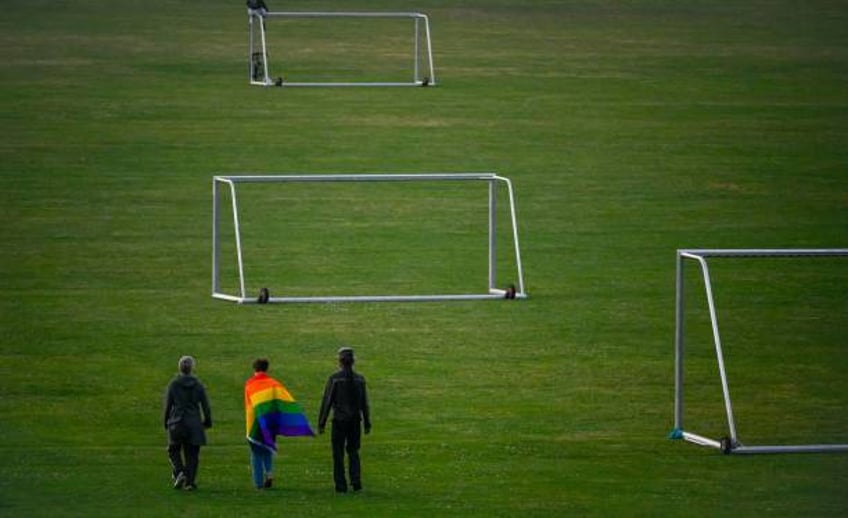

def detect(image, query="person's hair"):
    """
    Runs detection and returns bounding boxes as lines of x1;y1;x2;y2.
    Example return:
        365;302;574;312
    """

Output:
339;348;354;370
178;355;195;375
253;358;269;372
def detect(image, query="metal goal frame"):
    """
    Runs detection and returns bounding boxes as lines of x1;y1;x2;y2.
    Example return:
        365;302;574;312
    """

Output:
212;173;526;304
248;10;436;87
670;248;848;454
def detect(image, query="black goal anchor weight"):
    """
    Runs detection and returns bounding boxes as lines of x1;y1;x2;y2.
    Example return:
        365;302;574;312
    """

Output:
258;287;270;304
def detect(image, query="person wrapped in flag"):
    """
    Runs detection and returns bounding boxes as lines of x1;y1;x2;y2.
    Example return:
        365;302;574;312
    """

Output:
244;358;315;489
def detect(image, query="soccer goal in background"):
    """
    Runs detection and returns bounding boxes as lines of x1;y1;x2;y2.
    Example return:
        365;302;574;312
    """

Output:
212;173;526;304
248;9;436;87
670;248;848;454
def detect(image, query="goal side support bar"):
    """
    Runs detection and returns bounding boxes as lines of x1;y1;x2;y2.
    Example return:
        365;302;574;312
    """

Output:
212;173;526;304
670;248;848;454
248;11;436;87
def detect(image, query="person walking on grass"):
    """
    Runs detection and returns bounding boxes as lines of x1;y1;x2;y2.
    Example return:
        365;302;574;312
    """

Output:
163;355;212;491
244;358;315;490
318;346;371;493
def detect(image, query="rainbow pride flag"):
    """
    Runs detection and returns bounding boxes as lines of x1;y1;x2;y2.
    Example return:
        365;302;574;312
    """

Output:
245;372;314;451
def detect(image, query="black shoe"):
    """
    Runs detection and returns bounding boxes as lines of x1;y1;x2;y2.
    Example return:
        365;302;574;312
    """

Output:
184;483;197;491
263;476;273;489
335;487;347;494
173;472;186;489
352;484;362;492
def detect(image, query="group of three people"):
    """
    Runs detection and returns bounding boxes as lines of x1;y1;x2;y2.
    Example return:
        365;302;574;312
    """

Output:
162;347;371;493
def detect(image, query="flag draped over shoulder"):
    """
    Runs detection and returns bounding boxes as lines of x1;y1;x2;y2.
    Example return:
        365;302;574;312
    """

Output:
245;372;314;452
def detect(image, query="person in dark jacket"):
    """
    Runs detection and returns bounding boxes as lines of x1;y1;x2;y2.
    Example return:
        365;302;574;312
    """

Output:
246;0;268;16
163;355;212;491
318;346;371;493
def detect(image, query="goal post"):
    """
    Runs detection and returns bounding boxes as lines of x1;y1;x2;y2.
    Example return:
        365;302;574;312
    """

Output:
670;248;848;454
248;9;436;87
212;173;526;304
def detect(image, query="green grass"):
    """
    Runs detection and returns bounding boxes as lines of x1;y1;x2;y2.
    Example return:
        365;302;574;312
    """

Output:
2;0;848;515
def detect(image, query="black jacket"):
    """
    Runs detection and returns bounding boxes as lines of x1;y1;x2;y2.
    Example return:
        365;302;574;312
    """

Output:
318;368;371;431
163;374;212;445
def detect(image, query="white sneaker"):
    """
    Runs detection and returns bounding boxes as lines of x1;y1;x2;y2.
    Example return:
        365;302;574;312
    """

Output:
173;472;187;489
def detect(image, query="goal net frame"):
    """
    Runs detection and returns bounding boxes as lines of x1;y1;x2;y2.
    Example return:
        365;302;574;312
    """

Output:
670;248;848;454
248;10;436;87
212;173;527;304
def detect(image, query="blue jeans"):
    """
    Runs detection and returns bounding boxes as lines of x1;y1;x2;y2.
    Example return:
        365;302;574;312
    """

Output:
249;442;273;489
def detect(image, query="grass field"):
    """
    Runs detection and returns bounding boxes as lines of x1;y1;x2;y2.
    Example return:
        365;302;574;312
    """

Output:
2;0;847;515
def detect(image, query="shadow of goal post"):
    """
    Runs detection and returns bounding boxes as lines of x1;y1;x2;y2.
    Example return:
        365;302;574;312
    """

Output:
670;248;848;454
248;9;436;87
212;173;527;304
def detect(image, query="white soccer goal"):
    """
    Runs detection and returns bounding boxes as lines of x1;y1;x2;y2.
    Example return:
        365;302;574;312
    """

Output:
248;9;436;87
670;248;848;454
212;173;526;304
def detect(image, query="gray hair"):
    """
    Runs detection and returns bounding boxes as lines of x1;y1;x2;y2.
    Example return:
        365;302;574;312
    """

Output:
178;355;195;375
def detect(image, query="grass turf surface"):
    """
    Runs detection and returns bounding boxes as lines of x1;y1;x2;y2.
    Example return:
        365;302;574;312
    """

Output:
1;0;847;515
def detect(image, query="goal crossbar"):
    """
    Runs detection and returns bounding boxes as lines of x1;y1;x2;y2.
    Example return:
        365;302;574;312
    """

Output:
248;10;436;87
671;248;848;454
212;173;527;304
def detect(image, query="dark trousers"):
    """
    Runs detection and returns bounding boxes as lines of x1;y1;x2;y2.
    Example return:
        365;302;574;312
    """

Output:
168;442;200;486
331;419;361;491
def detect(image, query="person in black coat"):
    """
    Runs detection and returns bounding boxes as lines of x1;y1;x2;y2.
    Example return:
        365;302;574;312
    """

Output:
318;346;371;493
163;355;212;491
246;0;268;16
